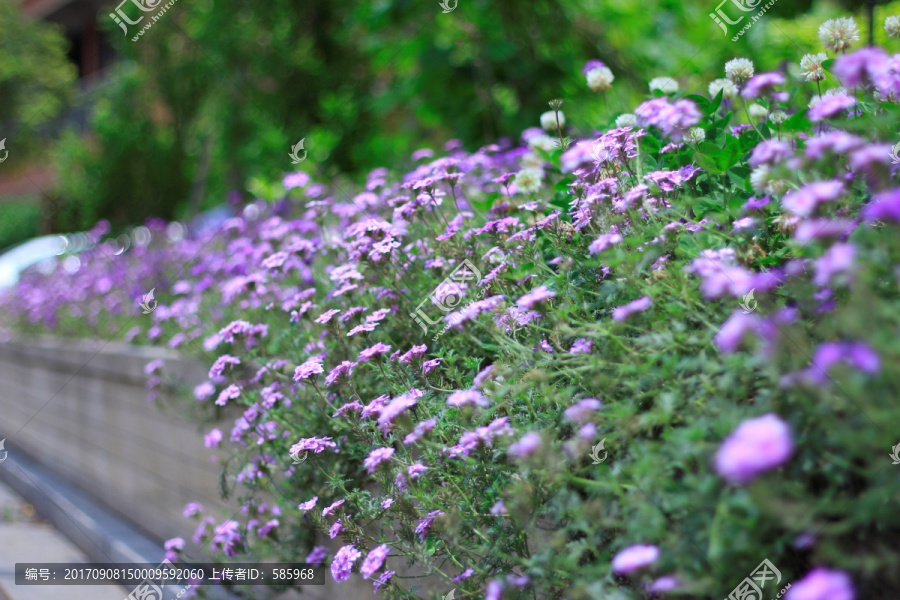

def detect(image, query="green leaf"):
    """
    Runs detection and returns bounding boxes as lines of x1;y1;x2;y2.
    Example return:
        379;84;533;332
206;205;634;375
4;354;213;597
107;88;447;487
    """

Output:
693;151;723;175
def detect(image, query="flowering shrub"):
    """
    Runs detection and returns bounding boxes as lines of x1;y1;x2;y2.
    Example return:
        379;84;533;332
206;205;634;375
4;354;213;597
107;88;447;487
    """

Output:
4;14;900;600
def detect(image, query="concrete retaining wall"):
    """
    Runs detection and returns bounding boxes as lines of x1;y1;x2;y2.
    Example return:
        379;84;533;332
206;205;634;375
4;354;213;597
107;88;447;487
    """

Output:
0;336;224;547
0;337;418;599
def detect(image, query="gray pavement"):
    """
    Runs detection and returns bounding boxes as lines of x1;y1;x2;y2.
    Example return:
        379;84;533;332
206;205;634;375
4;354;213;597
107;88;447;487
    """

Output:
0;478;130;600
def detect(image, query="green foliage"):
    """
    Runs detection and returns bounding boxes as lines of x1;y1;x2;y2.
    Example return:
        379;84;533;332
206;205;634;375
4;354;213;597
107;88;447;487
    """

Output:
0;2;75;147
0;199;40;252
48;0;899;229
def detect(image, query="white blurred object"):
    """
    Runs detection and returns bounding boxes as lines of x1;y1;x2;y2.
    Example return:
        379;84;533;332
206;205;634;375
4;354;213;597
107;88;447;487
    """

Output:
0;235;69;289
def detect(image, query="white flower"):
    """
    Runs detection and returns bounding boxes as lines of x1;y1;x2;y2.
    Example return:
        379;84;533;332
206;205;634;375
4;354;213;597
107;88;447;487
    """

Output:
587;66;615;92
649;77;679;94
615;113;637;128
685;127;706;144
885;15;900;38
800;52;827;82
748;103;768;120
750;165;787;196
725;58;755;84
540;111;564;131
769;111;788;125
513;168;544;194
520;152;545;169
709;78;738;99
527;134;557;152
819;17;859;53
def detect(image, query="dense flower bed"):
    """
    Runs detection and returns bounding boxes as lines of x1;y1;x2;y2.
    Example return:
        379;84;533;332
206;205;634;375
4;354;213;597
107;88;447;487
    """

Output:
3;14;900;600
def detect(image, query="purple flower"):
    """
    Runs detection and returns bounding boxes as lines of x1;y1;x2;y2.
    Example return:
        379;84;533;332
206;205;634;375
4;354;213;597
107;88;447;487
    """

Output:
315;309;341;324
785;568;854;600
582;59;606;75
209;354;240;378
563;398;602;423
741;71;785;99
749;139;793;167
183;502;203;518
863;188;900;222
647;576;679;593
283;172;310;190
325;360;356;387
447;389;490;408
360;544;391;579
358;343;392;363
144;359;164;376
398;344;428;363
407;463;429;479
422;358;442;374
306;546;327;565
415;510;443;541
215;384;241;406
293;356;324;381
331;545;362;582
404;418;437;445
813;243;855;286
635;98;701;141
589;232;623;254
485;580;504;600
516;285;556;309
508;432;542;458
298;496;318;511
204;428;222;448
611;544;660;575
806;341;880;383
194;381;215;401
290;437;338;455
714;413;793;485
569;338;593;354
453;569;475;582
364;447;395;474
808;94;856;122
833;47;889;88
793;219;854;243
373;570;395;593
380;498;394;509
742;196;771;211
322;499;345;517
164;537;184;552
377;389;424;433
329;520;345;539
612;296;652;321
714;312;777;354
781;181;844;218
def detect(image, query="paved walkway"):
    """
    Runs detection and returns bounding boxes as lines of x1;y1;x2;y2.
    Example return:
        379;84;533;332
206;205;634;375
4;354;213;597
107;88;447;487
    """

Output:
0;478;129;600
